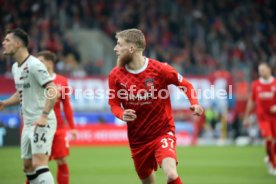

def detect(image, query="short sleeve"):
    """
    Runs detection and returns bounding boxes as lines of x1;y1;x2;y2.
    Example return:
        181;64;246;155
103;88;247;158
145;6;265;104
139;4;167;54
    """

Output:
30;61;52;87
161;62;199;105
161;63;183;86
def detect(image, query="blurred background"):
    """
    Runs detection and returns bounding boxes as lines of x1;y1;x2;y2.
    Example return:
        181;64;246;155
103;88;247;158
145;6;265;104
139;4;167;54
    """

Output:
0;0;275;147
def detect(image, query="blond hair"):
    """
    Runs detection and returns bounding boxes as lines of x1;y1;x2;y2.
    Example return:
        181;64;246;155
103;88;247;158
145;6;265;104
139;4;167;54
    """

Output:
115;29;146;51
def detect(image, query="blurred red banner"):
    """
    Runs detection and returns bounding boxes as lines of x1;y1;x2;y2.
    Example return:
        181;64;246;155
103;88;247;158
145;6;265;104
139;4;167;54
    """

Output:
68;124;194;146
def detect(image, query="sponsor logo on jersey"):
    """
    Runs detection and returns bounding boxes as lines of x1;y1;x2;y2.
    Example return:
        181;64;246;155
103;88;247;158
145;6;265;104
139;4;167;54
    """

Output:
259;92;274;99
16;83;31;89
128;92;153;101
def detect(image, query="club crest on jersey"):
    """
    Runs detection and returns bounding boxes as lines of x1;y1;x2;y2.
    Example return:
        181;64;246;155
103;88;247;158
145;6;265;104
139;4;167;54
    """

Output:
145;78;154;88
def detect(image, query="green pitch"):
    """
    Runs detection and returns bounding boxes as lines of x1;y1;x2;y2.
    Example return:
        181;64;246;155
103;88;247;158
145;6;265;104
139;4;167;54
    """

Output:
0;146;275;184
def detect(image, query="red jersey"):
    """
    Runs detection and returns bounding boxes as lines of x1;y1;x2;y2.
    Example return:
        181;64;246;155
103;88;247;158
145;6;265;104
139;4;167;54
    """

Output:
108;58;198;147
53;74;75;130
252;77;276;117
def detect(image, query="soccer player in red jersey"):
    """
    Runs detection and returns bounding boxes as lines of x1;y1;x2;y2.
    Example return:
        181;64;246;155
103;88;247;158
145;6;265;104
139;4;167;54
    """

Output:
37;51;77;184
108;29;204;184
244;62;276;175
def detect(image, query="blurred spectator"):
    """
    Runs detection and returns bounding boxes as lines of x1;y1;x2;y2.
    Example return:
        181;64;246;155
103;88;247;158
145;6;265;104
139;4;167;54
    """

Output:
246;114;260;144
0;0;275;78
204;107;219;138
60;52;86;78
229;111;243;140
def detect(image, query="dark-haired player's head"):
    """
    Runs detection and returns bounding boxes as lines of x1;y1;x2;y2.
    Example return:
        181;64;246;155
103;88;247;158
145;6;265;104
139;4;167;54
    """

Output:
37;50;57;73
258;62;272;79
2;28;29;56
114;29;146;67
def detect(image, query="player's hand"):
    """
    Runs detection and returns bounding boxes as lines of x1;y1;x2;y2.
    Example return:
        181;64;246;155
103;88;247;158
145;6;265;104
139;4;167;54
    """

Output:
122;109;137;121
270;105;276;113
0;101;5;111
190;105;204;116
34;115;47;128
70;129;77;141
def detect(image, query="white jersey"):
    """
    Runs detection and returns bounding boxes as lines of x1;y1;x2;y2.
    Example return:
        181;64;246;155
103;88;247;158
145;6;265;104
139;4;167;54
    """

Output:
12;55;56;126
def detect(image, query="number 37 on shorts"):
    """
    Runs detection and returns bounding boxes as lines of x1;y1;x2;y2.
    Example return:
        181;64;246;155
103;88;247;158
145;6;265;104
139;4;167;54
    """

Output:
33;127;48;143
160;137;175;149
157;134;177;161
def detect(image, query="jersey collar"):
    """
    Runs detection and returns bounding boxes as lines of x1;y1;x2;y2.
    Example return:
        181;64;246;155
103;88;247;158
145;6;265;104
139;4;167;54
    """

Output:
17;54;30;67
125;57;148;74
259;76;274;84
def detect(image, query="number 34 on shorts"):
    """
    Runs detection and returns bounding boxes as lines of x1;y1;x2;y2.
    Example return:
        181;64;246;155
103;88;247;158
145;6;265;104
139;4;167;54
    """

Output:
33;126;48;143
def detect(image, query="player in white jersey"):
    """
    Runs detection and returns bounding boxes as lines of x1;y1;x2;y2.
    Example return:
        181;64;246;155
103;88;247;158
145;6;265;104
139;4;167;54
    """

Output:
0;28;59;184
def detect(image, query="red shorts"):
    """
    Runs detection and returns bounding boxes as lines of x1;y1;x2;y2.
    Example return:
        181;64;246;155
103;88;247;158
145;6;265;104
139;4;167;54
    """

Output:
50;129;69;160
130;133;178;179
257;115;276;138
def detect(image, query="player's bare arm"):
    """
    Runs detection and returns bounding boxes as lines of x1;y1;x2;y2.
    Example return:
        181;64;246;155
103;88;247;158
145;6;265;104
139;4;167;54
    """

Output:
35;82;59;127
0;91;20;110
243;95;255;127
63;97;78;140
62;85;78;140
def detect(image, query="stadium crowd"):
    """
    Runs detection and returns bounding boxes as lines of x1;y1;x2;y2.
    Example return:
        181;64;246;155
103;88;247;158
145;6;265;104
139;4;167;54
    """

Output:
0;0;275;78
